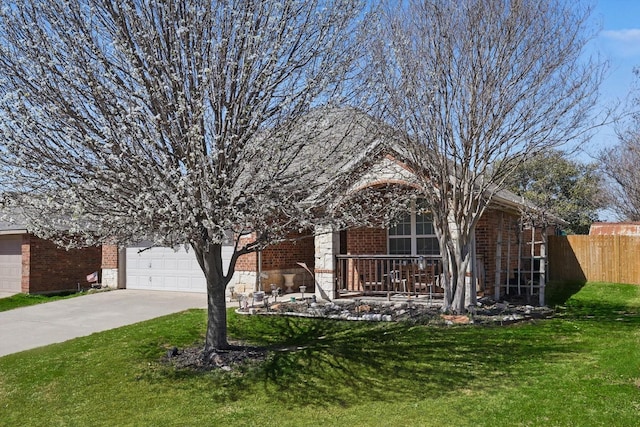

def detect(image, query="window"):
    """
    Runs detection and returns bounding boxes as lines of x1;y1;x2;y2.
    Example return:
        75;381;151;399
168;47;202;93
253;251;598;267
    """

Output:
388;212;412;254
388;203;439;256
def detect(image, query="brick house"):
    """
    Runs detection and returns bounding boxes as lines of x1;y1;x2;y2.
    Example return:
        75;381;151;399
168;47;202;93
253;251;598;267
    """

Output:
248;154;557;303
118;108;558;303
0;216;105;294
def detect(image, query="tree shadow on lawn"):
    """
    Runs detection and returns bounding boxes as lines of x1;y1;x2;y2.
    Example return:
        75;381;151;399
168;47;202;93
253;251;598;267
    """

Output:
140;285;639;407
219;314;580;408
545;280;586;307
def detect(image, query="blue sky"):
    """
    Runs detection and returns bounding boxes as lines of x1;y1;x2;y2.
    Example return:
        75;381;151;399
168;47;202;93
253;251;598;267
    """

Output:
583;0;640;159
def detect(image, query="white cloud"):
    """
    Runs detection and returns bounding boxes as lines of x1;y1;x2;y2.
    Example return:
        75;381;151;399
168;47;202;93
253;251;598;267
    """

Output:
602;29;640;42
600;29;640;57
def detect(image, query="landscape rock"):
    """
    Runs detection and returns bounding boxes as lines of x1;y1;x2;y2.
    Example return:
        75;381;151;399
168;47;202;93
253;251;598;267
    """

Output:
237;298;554;325
441;314;471;324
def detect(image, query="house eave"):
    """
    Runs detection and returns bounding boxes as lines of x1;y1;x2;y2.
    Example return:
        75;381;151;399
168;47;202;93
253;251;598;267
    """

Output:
0;228;27;235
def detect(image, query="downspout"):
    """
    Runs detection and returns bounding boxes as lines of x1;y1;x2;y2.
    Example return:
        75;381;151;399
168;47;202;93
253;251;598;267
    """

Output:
256;250;262;292
117;247;126;289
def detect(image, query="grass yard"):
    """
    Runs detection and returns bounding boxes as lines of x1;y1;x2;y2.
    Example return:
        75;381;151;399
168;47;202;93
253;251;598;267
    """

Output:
0;290;95;312
1;282;638;426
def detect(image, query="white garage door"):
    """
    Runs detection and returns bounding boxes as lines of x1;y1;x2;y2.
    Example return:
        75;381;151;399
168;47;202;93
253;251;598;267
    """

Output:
126;244;233;293
0;235;22;293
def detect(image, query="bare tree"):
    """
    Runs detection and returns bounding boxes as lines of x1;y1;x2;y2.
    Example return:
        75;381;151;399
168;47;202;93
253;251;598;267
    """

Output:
599;68;640;221
599;130;640;220
365;0;604;312
0;0;368;352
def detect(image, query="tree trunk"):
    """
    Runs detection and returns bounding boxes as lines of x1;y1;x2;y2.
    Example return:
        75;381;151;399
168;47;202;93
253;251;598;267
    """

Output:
439;221;475;313
192;242;232;353
451;253;469;313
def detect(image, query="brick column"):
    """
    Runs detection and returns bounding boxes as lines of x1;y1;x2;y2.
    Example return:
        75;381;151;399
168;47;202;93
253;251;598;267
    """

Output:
314;225;340;301
101;244;119;289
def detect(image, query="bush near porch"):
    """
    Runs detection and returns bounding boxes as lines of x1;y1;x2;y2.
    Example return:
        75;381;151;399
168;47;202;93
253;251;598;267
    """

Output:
0;282;638;426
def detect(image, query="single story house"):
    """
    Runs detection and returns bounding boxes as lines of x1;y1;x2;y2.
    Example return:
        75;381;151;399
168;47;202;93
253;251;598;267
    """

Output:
118;110;558;304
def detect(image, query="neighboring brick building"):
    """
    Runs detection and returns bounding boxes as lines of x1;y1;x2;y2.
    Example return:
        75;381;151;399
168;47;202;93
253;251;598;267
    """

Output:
20;234;103;294
0;222;104;294
1;210;118;294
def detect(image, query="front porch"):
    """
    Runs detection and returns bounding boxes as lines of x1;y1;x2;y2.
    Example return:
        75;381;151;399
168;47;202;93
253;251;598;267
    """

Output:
334;254;443;301
262;211;552;305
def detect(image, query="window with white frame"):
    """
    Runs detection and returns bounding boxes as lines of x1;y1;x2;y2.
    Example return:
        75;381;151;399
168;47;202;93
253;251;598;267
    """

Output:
388;202;439;255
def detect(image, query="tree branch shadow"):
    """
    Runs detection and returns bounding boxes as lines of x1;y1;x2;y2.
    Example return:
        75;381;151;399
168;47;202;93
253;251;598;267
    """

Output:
224;314;580;407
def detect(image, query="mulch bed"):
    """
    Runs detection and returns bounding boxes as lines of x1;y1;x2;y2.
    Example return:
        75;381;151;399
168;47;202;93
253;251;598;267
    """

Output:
162;344;268;372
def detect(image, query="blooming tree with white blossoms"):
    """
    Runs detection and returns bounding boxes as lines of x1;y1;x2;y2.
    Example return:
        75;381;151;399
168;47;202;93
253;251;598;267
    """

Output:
0;0;367;352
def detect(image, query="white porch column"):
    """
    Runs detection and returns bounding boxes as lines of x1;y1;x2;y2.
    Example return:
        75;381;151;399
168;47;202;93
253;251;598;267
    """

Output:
314;224;340;301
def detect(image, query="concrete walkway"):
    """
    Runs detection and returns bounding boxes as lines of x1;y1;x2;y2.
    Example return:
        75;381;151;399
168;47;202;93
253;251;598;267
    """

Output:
0;290;207;357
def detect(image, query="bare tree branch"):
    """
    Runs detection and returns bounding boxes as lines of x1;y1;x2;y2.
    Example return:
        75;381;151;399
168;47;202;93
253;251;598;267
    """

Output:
363;0;605;312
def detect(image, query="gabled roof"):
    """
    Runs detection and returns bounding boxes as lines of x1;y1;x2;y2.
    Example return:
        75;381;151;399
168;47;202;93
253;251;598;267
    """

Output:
280;106;392;205
297;107;564;224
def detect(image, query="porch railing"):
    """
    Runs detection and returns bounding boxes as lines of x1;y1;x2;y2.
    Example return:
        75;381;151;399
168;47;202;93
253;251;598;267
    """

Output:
335;255;442;297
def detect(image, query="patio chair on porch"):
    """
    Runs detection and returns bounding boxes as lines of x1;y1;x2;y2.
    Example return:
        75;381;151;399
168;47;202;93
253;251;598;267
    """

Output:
386;269;408;293
362;274;385;294
361;262;385;294
412;264;437;303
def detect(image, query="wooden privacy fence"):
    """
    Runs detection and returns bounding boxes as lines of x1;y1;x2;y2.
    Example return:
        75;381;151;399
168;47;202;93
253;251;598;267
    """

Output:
549;235;640;285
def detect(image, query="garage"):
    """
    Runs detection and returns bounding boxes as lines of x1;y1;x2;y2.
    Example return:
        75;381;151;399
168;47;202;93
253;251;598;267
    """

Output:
0;235;22;293
126;244;234;293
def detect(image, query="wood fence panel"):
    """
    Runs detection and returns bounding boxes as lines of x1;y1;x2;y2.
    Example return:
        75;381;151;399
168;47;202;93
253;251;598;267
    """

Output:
617;236;640;285
549;235;640;285
548;236;587;282
590;236;615;282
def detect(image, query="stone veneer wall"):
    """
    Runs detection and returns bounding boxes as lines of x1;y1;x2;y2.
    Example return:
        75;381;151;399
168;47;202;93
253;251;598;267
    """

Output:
314;226;340;300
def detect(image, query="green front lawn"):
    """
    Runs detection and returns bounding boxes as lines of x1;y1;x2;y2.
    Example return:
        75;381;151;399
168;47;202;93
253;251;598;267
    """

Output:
1;282;638;426
0;290;93;312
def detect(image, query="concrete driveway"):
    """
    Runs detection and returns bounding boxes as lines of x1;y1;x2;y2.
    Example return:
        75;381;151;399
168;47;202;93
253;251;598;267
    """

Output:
0;290;207;357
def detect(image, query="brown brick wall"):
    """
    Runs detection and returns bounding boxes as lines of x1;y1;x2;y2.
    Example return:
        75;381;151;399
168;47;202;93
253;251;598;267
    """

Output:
235;252;256;271
23;235;102;294
476;209;523;296
230;212;547;298
234;232;315;272
101;244;119;269
235;234;257;271
346;227;387;254
260;232;315;271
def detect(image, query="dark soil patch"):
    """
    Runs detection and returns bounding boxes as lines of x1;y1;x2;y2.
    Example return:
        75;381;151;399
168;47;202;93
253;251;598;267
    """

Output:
163;344;268;372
